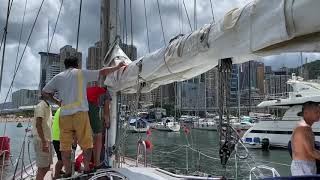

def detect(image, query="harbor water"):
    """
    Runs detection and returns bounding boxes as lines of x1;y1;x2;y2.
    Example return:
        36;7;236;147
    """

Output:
0;122;291;179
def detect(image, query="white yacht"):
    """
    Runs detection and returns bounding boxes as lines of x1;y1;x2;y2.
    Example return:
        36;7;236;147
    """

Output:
242;74;320;149
193;118;217;131
153;117;181;132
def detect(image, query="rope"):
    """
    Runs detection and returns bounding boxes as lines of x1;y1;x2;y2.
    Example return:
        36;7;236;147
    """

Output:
76;0;82;52
182;0;193;32
143;0;151;53
156;0;166;45
209;0;215;23
0;0;45;155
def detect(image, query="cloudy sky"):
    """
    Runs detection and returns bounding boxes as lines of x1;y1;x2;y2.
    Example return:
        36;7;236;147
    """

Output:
0;0;319;103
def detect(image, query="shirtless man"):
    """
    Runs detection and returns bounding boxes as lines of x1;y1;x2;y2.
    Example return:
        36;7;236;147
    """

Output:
291;101;320;176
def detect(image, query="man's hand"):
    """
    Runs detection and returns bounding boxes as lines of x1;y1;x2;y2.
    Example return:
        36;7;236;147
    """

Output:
117;61;127;69
57;100;62;107
42;140;49;153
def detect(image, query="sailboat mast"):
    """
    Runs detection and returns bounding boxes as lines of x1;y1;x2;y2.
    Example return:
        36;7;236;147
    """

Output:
238;64;241;119
101;0;119;168
300;52;303;78
248;61;252;114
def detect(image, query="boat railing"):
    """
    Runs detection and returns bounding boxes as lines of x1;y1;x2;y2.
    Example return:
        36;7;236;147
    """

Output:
136;139;147;167
249;165;280;180
0;150;10;180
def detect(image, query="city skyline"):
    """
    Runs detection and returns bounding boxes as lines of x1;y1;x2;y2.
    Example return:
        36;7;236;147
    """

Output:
1;0;320;104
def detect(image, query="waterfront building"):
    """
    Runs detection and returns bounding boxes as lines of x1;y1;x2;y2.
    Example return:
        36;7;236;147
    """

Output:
12;89;39;108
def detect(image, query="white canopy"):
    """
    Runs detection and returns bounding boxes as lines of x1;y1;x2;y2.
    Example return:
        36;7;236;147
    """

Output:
104;0;320;93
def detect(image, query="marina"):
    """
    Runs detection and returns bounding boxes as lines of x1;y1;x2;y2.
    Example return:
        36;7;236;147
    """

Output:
1;0;320;179
0;122;293;179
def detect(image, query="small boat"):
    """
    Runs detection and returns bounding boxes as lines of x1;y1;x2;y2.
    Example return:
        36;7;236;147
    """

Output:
126;118;150;133
16;122;23;128
153;117;180;132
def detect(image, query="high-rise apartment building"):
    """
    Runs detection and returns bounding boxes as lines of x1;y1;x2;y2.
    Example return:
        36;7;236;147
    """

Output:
257;62;265;95
60;45;82;71
39;52;60;91
12;89;39;108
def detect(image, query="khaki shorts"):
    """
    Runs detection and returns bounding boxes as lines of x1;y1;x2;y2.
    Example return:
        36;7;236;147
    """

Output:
59;111;93;151
33;139;53;168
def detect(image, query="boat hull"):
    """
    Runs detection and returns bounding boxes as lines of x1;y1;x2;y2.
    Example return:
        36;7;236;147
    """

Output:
154;124;181;132
242;120;320;149
127;125;150;133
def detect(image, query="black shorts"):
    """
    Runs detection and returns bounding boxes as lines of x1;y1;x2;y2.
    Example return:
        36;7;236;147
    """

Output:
52;140;62;161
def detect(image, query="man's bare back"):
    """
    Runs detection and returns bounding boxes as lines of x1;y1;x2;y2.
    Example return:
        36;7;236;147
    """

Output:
291;121;319;162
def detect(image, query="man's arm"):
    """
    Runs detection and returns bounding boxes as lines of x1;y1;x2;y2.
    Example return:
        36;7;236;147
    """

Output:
103;99;110;129
41;91;61;106
36;117;49;152
99;62;127;77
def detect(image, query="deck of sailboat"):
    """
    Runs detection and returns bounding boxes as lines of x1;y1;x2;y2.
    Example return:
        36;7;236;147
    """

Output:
12;150;222;180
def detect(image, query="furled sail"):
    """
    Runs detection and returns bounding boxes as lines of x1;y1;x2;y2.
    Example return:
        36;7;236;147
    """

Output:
104;0;320;93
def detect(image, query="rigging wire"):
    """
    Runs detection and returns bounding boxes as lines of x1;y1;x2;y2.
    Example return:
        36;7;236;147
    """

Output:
1;0;45;139
76;0;83;52
0;0;13;93
194;0;197;30
177;0;182;34
156;0;166;45
48;0;64;53
182;0;193;32
12;120;32;179
129;0;133;57
0;0;14;156
143;0;151;53
13;0;28;73
0;0;14;54
124;0;128;54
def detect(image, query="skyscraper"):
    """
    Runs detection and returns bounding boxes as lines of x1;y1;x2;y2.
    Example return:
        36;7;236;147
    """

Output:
39;52;60;91
256;62;265;95
87;41;103;70
87;41;103;86
60;45;82;71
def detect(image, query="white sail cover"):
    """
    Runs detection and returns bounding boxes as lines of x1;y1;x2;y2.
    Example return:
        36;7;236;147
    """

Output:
105;0;320;93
